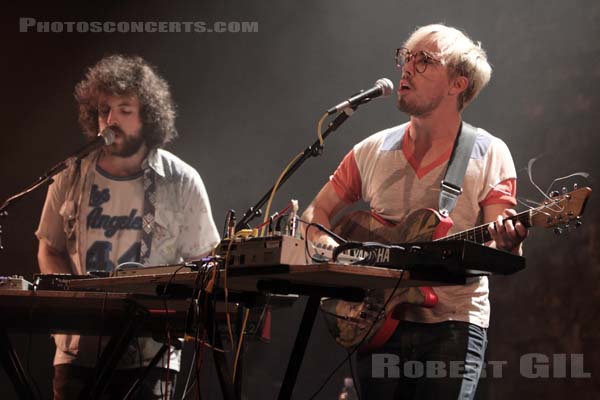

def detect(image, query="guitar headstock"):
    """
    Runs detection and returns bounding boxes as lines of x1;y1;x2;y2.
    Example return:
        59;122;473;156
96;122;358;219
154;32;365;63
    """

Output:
530;186;592;231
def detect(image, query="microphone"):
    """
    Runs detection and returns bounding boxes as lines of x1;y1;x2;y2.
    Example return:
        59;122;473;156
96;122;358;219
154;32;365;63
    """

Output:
72;127;116;160
327;78;394;115
0;127;117;214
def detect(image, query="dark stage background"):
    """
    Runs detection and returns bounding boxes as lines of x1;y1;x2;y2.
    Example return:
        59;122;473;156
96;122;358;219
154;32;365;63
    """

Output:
1;1;599;399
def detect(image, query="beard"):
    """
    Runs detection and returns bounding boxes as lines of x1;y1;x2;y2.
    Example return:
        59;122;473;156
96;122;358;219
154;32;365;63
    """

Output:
397;91;445;117
106;128;146;158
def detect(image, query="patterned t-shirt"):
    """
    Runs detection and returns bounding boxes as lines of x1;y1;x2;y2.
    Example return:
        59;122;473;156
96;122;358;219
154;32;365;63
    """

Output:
36;149;221;369
81;166;144;272
329;122;517;328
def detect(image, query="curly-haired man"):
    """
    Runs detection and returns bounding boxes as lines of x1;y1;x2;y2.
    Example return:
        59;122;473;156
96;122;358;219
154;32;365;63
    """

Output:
36;55;220;399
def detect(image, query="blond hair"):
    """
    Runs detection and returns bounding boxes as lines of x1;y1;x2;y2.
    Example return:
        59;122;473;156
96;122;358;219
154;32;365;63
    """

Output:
404;24;492;110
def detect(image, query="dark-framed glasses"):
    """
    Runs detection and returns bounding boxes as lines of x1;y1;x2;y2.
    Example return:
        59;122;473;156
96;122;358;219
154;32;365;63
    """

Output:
395;47;441;74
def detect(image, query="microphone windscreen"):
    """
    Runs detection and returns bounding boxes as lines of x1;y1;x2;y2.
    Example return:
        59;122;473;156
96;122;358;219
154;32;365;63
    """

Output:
375;78;394;96
99;127;116;145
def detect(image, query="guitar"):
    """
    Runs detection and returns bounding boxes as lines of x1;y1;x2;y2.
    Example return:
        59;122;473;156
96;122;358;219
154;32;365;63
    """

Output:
320;186;592;351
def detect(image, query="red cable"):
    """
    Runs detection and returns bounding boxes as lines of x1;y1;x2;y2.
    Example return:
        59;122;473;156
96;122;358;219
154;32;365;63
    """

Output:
254;202;294;230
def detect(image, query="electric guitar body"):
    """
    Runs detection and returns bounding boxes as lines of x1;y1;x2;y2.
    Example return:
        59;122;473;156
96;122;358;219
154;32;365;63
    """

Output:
322;208;446;352
321;187;592;351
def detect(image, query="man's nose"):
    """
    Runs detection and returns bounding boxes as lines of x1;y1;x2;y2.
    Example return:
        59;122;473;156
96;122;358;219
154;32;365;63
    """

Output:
402;61;415;77
106;110;118;126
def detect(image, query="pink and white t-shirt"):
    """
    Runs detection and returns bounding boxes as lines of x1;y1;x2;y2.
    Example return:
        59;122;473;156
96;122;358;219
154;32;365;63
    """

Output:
329;122;517;328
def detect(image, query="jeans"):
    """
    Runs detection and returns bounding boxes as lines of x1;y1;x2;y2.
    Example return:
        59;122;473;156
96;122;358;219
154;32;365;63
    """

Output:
357;321;487;400
53;365;177;400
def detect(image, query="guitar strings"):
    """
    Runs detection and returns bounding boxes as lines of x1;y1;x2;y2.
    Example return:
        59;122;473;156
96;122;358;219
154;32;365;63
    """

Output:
525;156;556;204
526;156;590;210
544;172;590;195
442;161;587;243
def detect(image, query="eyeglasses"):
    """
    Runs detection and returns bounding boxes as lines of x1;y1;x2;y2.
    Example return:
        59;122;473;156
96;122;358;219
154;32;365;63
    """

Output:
395;47;441;74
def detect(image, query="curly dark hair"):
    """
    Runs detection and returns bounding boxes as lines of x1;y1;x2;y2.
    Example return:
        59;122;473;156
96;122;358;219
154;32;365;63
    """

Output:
75;54;177;149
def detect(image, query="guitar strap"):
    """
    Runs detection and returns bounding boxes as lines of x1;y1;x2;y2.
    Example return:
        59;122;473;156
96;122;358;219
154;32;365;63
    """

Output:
438;121;478;217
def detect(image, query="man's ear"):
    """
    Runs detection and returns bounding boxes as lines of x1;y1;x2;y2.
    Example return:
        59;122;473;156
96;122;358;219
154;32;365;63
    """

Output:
449;75;469;96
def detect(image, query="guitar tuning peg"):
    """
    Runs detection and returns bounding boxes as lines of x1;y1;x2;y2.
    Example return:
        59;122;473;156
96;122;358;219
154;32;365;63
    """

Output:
553;226;564;235
562;187;567;194
549;190;560;198
573;183;579;190
575;217;583;228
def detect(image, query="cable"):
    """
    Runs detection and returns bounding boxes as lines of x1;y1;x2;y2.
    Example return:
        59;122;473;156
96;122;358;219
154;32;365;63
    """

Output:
223;240;235;351
347;348;362;400
297;218;347;244
231;308;250;383
191;267;204;400
189;262;213;400
184;257;242;398
254;202;293;232
316;111;328;146
161;264;189;296
113;261;145;276
260;151;304;237
196;331;209;399
333;242;379;265
304;224;331;263
300;220;349;264
307;271;405;400
160;265;186;400
332;241;405;266
187;261;226;353
159;262;190;399
181;350;197;399
222;209;235;239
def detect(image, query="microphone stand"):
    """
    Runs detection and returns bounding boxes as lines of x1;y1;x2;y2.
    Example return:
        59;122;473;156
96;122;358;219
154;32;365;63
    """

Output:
0;157;77;250
235;107;356;231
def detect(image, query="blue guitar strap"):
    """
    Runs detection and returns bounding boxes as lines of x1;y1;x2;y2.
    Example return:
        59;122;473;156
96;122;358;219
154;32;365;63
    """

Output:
438;121;478;217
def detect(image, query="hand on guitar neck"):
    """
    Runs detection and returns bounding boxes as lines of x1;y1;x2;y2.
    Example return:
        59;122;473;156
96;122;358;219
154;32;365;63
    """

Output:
486;207;528;254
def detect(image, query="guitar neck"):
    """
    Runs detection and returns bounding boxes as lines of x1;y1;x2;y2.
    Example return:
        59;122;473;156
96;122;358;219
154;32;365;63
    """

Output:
435;187;591;243
440;210;532;244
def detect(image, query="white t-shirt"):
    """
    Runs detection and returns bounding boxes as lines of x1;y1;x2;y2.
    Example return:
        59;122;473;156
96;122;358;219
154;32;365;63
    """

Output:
329;122;517;328
36;149;221;369
81;166;144;272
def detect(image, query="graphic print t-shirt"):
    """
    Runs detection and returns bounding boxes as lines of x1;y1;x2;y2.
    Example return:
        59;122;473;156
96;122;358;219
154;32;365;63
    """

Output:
80;165;144;272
